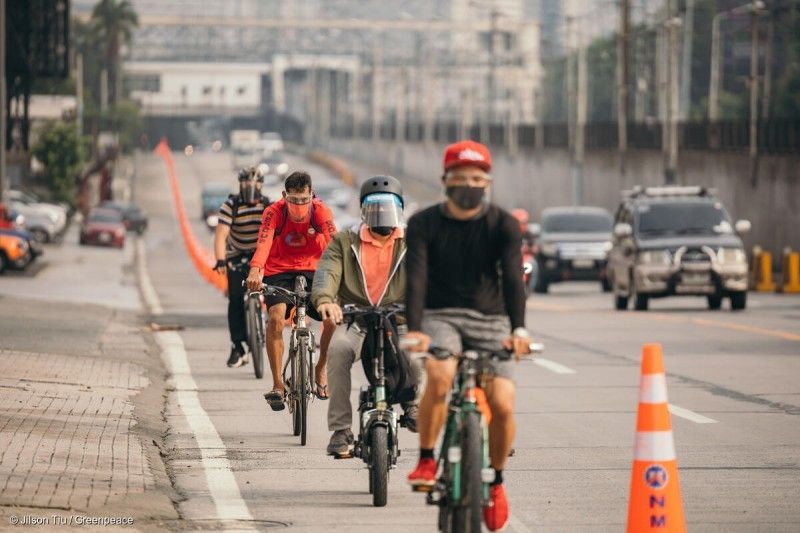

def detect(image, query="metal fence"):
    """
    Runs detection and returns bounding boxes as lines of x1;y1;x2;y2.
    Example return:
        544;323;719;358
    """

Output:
329;119;800;154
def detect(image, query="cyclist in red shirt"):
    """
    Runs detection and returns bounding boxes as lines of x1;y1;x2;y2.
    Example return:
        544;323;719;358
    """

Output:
246;171;337;410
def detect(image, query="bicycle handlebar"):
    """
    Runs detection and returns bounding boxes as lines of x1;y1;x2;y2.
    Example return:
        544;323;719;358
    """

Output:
341;303;405;318
398;339;545;361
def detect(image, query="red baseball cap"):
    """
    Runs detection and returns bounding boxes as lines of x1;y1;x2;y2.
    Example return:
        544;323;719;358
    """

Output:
443;140;492;172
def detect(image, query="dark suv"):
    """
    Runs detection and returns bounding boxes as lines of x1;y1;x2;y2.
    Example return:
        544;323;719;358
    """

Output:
534;206;614;293
607;186;751;311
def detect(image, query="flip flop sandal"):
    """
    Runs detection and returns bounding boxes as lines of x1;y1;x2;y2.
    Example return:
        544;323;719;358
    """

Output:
264;390;286;411
314;384;329;401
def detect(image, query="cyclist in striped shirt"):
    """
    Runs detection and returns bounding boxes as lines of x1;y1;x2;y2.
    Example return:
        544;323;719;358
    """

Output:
214;166;271;368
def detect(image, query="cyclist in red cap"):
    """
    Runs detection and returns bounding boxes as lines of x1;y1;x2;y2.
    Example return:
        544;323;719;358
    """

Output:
403;140;533;531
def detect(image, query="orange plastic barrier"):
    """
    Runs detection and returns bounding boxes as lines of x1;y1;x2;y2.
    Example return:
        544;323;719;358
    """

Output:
155;139;227;293
781;248;800;294
627;344;686;533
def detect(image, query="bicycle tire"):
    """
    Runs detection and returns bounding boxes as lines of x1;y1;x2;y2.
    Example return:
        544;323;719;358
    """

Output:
291;347;301;437
299;341;308;446
452;411;483;533
247;298;264;379
369;426;389;507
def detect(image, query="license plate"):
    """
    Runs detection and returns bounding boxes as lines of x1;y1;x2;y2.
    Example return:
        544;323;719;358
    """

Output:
99;232;111;243
682;272;709;284
573;259;594;269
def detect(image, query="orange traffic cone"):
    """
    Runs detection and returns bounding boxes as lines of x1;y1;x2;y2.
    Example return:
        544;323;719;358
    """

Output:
627;344;686;533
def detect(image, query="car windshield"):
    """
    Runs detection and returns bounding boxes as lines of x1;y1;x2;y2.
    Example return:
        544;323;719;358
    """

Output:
636;201;730;235
89;210;122;223
543;213;613;233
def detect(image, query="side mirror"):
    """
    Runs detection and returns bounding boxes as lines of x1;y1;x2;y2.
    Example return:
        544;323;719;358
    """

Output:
614;223;633;238
734;219;751;234
206;215;219;228
527;223;541;237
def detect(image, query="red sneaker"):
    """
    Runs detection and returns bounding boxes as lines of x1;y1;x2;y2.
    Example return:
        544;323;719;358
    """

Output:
407;458;436;488
483;483;510;532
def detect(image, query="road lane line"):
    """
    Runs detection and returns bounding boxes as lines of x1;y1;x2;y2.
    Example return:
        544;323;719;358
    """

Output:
668;404;718;424
137;234;253;525
509;513;533;533
135;238;163;315
533;358;576;374
690;317;800;342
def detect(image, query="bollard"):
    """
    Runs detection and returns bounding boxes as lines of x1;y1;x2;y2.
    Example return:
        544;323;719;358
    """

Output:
781;248;800;294
754;250;777;292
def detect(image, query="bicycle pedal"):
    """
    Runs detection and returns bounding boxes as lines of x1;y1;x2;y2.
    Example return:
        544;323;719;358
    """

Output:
333;451;354;460
412;484;434;493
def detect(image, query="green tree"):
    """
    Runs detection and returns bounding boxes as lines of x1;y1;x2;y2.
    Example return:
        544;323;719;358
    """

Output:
103;100;143;152
90;0;138;107
32;122;87;205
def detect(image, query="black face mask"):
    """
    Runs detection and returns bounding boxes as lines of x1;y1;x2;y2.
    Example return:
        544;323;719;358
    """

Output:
446;185;485;210
371;226;394;236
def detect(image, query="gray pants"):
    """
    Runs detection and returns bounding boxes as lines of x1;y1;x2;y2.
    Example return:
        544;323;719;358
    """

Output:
327;324;425;432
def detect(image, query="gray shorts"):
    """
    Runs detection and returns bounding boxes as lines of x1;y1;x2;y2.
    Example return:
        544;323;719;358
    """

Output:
421;308;514;382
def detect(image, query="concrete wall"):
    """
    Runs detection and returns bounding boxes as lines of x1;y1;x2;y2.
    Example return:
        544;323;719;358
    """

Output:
325;138;799;258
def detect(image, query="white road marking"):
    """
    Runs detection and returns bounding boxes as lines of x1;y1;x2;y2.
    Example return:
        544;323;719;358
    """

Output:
137;234;254;525
135;238;163;315
668;403;718;424
509;513;533;533
532;358;576;374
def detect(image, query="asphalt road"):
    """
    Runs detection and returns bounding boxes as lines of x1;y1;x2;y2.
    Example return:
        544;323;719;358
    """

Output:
126;148;800;532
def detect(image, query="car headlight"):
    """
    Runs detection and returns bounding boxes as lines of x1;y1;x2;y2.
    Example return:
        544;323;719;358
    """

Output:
49;212;59;223
717;247;746;265
277;163;289;174
639;250;672;265
602;241;613;252
540;242;558;256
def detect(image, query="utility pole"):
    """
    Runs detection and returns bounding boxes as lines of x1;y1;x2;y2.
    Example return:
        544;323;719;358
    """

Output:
371;42;383;142
76;54;84;136
664;2;680;185
709;13;722;121
575;40;587;206
0;0;6;199
616;0;630;178
748;0;760;187
679;0;695;120
762;14;773;118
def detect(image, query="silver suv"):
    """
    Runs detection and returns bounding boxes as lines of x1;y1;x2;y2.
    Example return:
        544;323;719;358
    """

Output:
608;186;751;311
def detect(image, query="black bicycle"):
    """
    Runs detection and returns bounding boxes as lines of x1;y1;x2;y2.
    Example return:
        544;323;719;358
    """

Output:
341;303;413;507
420;342;543;532
233;259;265;378
255;277;316;445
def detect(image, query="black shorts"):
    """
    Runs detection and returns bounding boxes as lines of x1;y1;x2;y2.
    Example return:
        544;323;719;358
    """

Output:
263;270;322;321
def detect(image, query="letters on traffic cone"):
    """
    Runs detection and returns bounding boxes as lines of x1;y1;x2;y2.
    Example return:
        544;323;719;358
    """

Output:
627;344;686;533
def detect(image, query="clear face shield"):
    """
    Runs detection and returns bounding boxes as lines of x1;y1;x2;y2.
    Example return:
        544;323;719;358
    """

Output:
361;193;404;235
239;174;262;204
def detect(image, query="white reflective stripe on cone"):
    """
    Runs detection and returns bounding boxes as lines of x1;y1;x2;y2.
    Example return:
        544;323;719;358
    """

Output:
639;373;669;404
634;430;677;461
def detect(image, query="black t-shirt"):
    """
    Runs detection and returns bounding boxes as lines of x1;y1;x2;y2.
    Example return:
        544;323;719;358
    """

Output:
405;203;526;332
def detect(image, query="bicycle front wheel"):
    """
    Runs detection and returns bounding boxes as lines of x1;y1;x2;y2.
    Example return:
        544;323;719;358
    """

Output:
452;411;483;533
247;298;264;379
369;425;389;507
298;342;309;446
291;348;301;437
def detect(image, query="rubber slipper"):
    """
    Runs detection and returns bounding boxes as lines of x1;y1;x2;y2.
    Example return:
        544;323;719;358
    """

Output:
264;390;285;411
314;383;329;401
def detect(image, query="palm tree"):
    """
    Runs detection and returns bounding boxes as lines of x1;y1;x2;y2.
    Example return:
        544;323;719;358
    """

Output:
90;0;139;108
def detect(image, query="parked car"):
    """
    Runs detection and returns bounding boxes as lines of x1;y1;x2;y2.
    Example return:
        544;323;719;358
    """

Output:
79;208;127;248
101;201;149;234
0;229;34;273
201;182;234;228
259;131;285;154
8;200;66;243
607;186;750;311
314;181;354;211
534;206;614;293
6;189;69;220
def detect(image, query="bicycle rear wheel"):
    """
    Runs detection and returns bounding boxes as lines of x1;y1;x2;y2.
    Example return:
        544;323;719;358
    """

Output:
247;298;264;379
369;425;389;507
451;411;483;533
298;342;309;446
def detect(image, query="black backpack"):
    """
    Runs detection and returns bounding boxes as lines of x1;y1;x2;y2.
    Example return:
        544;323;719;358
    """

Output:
358;313;417;405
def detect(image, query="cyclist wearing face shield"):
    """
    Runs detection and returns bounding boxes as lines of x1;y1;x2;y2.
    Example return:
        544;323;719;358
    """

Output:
214;166;271;368
311;176;423;456
246;171;338;410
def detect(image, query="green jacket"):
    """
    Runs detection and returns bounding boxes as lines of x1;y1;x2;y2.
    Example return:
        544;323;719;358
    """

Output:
311;225;406;308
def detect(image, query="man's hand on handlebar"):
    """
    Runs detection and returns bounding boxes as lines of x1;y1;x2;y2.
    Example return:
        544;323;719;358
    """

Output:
318;302;343;324
246;267;263;291
502;333;534;360
214;259;227;275
401;330;431;352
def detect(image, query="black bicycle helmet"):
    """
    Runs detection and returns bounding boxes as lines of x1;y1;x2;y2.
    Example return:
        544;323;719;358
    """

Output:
359;175;404;207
